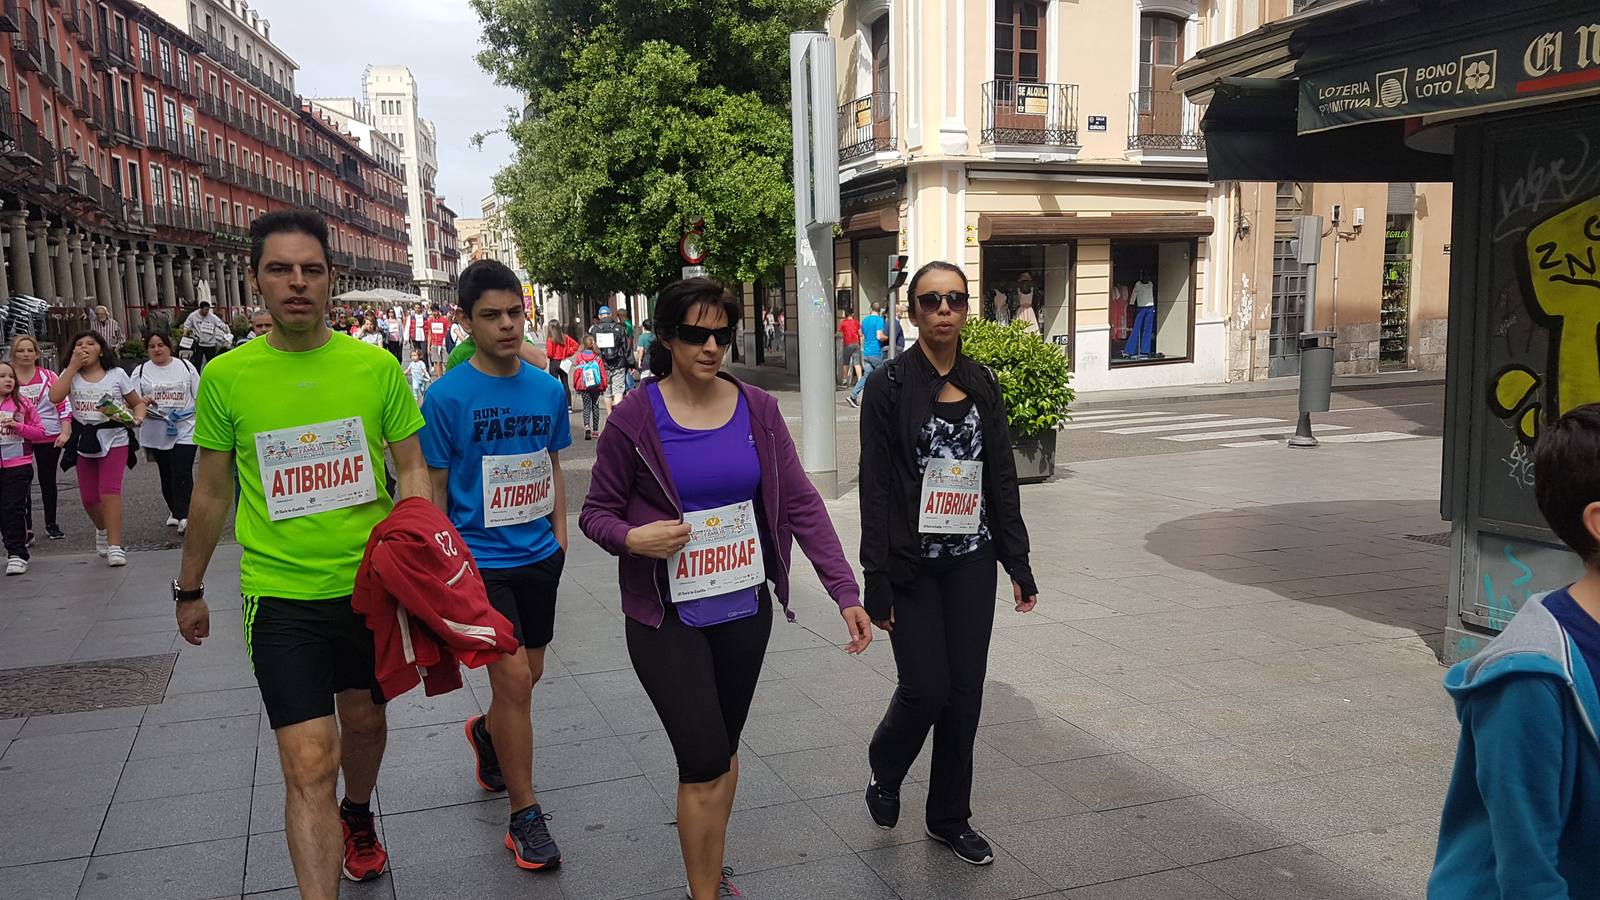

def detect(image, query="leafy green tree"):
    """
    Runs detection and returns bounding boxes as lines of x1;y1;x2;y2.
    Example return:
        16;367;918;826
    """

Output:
472;0;829;296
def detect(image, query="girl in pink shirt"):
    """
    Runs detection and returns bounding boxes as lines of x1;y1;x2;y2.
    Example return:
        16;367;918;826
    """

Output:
9;334;71;542
1;360;49;574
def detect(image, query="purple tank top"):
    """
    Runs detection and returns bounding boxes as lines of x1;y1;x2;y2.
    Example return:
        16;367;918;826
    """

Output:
649;381;764;627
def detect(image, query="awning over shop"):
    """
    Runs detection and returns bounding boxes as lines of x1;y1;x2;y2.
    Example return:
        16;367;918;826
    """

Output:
841;208;898;238
1200;78;1453;182
977;213;1215;243
1173;0;1597;183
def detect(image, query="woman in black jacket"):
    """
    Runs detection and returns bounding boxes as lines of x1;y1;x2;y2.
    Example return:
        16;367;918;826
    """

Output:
858;260;1039;866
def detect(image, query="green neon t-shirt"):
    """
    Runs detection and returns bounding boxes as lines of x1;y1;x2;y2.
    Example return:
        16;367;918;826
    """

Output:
193;332;424;600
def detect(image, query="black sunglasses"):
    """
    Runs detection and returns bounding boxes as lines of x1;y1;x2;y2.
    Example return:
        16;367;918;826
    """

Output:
675;324;735;347
916;291;970;314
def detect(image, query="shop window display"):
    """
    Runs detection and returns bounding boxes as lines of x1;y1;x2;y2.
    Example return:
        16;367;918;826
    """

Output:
1110;239;1193;365
981;244;1072;358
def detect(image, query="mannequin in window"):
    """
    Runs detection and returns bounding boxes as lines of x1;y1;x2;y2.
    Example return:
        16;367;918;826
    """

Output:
1013;271;1040;334
1124;270;1157;359
989;285;1011;326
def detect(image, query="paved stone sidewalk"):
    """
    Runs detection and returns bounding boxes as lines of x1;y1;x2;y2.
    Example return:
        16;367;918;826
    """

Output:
0;438;1454;899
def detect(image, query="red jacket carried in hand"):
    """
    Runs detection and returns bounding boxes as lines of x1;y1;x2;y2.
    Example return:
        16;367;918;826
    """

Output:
354;497;518;700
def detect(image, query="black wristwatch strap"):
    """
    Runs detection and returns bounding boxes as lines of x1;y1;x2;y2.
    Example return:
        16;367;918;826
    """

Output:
172;580;205;602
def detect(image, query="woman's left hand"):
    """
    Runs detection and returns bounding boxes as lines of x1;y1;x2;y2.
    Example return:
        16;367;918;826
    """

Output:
1013;581;1038;613
841;606;873;654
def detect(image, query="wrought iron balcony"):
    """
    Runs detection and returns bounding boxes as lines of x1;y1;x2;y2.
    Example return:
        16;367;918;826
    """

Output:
1127;90;1205;152
12;11;41;72
0;0;18;33
837;92;896;164
102;30;129;68
56;64;74;104
40;37;57;87
982;81;1079;147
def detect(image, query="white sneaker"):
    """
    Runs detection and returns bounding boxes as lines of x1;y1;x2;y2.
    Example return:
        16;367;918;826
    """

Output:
106;546;126;567
177;518;188;535
95;529;109;557
4;557;25;575
165;516;179;527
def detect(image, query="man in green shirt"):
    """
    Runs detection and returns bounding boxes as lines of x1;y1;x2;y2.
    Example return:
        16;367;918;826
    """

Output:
174;210;429;900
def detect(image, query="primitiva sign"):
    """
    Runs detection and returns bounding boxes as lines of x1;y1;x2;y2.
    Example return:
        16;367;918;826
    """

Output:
1298;13;1600;133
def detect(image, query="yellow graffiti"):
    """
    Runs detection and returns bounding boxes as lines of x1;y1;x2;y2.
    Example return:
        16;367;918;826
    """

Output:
1491;194;1600;441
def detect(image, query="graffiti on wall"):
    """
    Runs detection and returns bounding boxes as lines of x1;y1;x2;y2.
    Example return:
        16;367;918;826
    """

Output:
1490;193;1600;442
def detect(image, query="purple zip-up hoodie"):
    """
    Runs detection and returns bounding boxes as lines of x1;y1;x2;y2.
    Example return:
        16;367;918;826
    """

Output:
579;373;861;628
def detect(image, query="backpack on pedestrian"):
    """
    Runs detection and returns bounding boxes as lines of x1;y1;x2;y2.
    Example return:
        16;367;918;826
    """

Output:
572;352;607;393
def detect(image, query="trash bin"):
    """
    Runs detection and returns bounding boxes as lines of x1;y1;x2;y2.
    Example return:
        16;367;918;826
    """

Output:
1298;330;1335;414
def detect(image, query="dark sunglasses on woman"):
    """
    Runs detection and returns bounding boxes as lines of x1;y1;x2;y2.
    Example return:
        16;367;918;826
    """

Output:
675;324;736;347
916;291;970;314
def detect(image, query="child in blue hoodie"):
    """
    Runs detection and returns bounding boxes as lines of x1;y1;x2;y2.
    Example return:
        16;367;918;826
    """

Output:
1430;405;1600;899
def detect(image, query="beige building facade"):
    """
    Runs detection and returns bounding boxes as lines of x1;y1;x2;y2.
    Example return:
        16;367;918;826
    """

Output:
782;0;1452;389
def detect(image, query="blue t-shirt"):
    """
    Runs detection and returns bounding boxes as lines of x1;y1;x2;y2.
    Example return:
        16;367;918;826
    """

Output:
419;360;571;569
1546;587;1600;680
861;315;887;358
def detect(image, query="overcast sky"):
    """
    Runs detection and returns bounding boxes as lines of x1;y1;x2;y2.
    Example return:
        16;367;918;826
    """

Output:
263;0;519;219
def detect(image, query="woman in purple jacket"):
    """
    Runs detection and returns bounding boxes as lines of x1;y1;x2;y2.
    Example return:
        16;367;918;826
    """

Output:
581;278;872;900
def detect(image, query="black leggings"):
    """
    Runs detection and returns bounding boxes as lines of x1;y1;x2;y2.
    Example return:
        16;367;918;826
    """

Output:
29;442;62;531
627;591;773;783
1;465;32;559
547;360;572;408
151;443;197;520
869;545;997;833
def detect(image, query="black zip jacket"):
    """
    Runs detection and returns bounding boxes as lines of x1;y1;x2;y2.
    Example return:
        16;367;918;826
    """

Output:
858;342;1037;620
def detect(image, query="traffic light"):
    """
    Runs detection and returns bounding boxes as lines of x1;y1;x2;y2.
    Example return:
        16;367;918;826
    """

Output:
888;254;910;291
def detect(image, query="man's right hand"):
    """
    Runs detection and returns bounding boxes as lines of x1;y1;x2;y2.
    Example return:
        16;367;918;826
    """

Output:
625;520;693;559
176;598;211;646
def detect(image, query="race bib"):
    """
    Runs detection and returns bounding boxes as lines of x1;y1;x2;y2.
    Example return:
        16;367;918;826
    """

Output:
481;449;555;528
18;381;45;404
919;458;984;534
595;331;616;349
143;379;190;410
254;417;377;521
668;500;764;603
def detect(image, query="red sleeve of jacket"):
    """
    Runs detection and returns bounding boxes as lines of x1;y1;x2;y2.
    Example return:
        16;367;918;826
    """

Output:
354;498;519;700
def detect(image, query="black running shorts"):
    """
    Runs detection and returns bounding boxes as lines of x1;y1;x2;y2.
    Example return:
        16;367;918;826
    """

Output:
244;595;385;730
481;548;565;649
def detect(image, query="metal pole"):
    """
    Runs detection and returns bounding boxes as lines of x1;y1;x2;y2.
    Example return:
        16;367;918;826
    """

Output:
791;31;838;498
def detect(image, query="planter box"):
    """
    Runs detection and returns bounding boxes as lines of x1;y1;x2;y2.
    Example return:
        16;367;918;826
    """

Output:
1011;427;1057;484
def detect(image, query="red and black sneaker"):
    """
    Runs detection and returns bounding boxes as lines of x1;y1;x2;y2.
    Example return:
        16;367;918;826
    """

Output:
339;800;389;882
465;714;506;792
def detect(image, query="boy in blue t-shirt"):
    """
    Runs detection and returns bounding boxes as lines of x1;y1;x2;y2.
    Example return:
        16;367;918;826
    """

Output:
1430;403;1600;898
419;259;571;873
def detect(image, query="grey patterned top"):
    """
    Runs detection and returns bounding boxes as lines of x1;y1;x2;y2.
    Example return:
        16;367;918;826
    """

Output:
917;397;990;558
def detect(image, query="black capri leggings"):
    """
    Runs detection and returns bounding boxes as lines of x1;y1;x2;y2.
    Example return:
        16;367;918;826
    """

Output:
29;442;63;532
150;443;197;520
626;590;773;783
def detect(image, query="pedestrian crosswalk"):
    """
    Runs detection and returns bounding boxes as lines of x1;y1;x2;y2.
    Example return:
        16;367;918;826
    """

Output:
1065;409;1421;448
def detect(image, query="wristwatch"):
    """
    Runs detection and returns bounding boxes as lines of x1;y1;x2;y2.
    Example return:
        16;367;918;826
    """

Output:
172;580;205;603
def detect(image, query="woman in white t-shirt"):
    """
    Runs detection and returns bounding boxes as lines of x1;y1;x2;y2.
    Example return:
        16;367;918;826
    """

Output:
134;333;201;534
47;331;146;567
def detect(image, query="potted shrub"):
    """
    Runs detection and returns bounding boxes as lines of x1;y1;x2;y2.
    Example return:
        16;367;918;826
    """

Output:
960;318;1074;483
117;339;147;372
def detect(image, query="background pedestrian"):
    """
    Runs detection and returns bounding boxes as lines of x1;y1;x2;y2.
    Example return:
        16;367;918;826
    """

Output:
48;331;146;568
134;333;201;534
9;334;70;541
1;360;48;574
